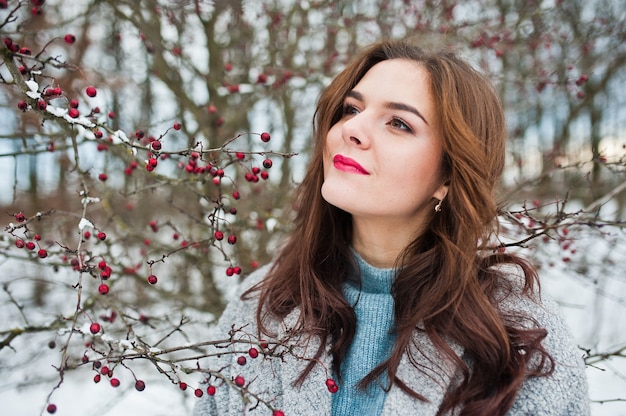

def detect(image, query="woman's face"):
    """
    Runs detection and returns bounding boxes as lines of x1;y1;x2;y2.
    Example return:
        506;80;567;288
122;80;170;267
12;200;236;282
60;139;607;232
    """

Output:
321;59;448;233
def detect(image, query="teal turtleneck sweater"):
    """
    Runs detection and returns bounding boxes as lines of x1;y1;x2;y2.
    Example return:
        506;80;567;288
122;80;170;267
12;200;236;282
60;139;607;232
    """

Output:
332;251;397;416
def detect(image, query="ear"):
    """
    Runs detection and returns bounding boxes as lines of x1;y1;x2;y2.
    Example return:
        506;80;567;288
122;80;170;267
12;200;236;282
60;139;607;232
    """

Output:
432;183;449;202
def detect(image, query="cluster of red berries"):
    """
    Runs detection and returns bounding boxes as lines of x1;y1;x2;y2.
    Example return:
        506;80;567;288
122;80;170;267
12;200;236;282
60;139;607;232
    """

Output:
3;37;26;54
13;222;49;258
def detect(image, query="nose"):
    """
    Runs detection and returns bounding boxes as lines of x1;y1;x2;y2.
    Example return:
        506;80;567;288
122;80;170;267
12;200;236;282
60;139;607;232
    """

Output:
341;112;371;148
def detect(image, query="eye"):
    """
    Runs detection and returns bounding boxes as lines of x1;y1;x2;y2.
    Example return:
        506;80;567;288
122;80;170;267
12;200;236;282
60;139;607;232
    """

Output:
389;117;413;133
342;104;359;117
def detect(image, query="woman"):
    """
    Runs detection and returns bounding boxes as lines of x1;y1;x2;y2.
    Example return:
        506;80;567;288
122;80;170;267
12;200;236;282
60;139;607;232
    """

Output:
194;39;589;415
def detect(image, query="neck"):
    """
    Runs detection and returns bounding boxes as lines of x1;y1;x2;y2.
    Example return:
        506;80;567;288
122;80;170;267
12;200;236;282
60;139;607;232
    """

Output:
351;217;423;268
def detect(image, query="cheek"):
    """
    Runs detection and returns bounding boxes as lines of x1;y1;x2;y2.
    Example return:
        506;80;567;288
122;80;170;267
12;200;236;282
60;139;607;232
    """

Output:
388;146;442;188
323;125;341;174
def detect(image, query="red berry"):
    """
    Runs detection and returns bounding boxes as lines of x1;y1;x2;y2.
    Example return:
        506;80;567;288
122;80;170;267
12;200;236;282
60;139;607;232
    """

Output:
25;241;36;250
110;378;120;387
179;382;187;391
237;356;247;366
326;378;338;393
98;173;108;181
38;249;48;258
37;99;47;110
226;267;234;276
15;239;25;249
214;230;224;241
256;73;268;84
97;232;106;241
135;380;146;391
69;99;79;108
86;86;97;97
17;101;28;111
260;132;271;142
68;108;80;118
227;234;237;245
194;388;203;397
232;191;240;200
98;284;109;295
207;385;216;396
93;374;101;383
173;122;182;130
100;267;111;280
151;141;162;150
233;266;242;275
64;34;76;44
261;171;269;180
147;274;158;285
89;322;101;334
46;404;57;414
248;347;259;358
108;111;115;119
234;375;245;387
263;159;273;169
224;63;233;71
273;411;285;416
15;212;26;222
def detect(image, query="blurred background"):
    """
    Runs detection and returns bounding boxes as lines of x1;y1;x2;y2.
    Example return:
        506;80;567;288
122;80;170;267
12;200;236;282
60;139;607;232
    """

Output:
0;0;625;414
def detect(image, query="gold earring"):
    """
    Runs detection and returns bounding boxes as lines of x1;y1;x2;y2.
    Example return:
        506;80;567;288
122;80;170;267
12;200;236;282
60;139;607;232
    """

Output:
434;199;443;212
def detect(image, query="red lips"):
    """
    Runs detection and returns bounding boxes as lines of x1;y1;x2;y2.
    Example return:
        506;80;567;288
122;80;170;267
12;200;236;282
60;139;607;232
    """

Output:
333;154;369;175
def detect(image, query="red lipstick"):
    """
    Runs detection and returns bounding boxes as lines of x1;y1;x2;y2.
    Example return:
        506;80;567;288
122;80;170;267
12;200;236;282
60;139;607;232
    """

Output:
333;154;369;175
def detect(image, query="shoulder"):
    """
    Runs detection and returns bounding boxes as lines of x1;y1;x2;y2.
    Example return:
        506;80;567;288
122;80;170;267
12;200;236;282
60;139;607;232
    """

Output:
217;263;271;327
493;270;591;415
193;263;332;416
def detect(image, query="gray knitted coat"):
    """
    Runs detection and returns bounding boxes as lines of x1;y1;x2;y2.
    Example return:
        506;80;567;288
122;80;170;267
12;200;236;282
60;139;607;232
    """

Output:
193;265;590;415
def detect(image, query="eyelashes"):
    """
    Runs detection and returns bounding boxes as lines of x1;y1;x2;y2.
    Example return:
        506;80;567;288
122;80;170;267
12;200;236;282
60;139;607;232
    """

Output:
342;104;359;116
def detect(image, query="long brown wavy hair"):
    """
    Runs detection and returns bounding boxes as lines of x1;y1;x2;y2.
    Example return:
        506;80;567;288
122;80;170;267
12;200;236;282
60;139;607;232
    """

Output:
245;39;553;415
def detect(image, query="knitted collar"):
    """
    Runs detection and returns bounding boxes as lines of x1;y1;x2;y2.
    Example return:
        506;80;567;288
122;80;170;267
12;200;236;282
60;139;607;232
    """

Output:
347;249;396;294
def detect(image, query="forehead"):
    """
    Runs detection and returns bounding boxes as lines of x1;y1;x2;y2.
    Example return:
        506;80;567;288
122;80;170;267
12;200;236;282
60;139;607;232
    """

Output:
352;58;434;117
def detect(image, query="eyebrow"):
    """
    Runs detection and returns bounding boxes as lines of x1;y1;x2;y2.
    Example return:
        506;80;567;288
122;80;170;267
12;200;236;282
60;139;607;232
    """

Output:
346;90;429;125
